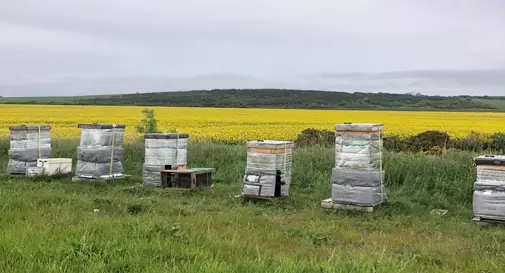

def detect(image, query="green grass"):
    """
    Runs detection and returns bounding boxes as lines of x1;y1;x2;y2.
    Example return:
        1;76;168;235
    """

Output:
0;140;504;272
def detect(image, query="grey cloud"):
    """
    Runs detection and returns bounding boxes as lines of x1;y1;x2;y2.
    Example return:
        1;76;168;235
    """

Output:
0;0;504;96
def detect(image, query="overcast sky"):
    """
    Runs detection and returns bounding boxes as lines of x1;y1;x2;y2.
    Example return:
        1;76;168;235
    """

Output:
1;0;505;96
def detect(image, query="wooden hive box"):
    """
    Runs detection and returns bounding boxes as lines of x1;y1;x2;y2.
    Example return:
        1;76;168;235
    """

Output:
160;168;214;189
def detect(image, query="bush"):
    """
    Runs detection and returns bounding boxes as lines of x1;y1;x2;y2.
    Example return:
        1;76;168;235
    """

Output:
408;131;450;152
295;128;335;147
490;132;505;153
134;108;158;134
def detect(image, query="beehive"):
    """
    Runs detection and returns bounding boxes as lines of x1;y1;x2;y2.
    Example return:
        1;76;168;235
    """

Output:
331;123;387;207
142;132;189;187
74;123;126;179
242;140;294;197
473;155;505;221
7;125;52;174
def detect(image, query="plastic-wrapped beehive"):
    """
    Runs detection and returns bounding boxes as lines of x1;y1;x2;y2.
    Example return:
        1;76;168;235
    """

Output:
142;132;189;187
74;123;126;179
7;125;52;174
331;123;387;207
242;140;294;197
473;155;505;221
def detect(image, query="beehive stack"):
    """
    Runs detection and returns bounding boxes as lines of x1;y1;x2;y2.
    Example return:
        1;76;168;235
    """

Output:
242;140;294;197
473;155;505;221
331;123;387;207
7;125;52;174
142;132;189;187
74;123;126;179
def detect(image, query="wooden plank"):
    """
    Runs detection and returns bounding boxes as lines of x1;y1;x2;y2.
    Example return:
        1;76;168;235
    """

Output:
72;175;131;182
321;198;375;213
160;168;214;174
247;147;293;154
472;216;505;225
476;165;505;170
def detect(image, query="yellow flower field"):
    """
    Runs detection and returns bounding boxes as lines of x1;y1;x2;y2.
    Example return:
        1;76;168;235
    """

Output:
1;104;505;142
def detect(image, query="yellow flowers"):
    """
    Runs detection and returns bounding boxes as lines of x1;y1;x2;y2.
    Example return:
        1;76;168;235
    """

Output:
1;104;505;142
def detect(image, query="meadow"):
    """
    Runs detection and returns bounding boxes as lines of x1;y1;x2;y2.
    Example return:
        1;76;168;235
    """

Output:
1;104;505;272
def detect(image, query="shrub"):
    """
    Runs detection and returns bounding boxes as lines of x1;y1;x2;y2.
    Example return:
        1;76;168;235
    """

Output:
134;108;158;134
409;130;450;152
490;132;505;153
295;128;335;147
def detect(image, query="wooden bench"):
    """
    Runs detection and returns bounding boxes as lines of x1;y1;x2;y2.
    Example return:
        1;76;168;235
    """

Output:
160;168;214;189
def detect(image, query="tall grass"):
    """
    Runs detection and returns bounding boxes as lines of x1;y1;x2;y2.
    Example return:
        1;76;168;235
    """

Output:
0;139;503;273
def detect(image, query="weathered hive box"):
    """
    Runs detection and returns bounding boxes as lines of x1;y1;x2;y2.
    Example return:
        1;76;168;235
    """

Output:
37;158;72;175
8;124;52;174
330;123;387;208
473;155;505;221
74;123;126;179
142;132;189;187
242;140;294;197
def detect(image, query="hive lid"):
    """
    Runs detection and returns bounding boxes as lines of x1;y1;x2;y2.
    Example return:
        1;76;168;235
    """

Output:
9;124;51;131
335;123;384;132
144;133;189;139
78;123;126;129
247;140;295;149
474;155;505;166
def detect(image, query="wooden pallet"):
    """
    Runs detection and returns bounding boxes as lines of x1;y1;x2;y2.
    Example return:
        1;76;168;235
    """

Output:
8;172;26;176
72;174;131;182
321;198;378;213
238;193;279;200
472;216;505;226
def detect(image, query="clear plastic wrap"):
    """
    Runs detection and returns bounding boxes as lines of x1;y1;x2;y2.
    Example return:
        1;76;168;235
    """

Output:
142;133;189;186
74;124;126;178
7;125;52;173
331;123;386;206
242;140;294;197
142;164;166;187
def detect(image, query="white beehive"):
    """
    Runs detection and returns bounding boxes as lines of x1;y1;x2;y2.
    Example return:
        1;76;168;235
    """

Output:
142;132;189;187
242;140;294;197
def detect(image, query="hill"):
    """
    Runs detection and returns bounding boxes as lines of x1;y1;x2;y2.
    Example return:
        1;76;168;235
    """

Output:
1;89;505;111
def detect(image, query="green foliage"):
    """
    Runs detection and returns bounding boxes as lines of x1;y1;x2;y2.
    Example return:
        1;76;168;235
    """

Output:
295;128;503;154
134;108;159;134
490;132;505;153
2;89;505;111
0;140;504;272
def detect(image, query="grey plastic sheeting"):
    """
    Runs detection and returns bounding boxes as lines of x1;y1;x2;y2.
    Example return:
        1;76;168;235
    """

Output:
77;147;124;163
331;184;387;206
79;128;125;146
473;190;505;220
8;148;52;162
142;164;165;187
75;161;124;177
331;168;383;187
7;159;37;173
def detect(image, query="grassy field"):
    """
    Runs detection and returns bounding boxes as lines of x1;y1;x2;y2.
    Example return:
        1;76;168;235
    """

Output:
0;139;504;272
